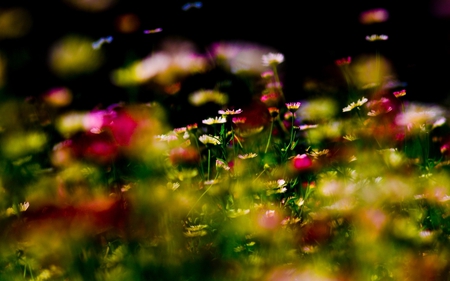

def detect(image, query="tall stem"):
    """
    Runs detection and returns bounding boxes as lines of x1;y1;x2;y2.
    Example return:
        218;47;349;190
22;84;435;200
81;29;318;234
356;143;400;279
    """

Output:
265;119;274;154
272;65;285;101
207;149;211;181
289;115;295;149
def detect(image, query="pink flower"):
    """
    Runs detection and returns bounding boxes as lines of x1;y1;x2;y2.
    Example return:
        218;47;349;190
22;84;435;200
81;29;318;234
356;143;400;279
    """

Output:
291;154;313;171
257;209;281;230
105;110;138;146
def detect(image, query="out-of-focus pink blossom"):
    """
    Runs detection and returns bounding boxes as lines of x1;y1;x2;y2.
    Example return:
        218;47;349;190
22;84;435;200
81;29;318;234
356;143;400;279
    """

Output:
291;154;313;171
257;209;281;230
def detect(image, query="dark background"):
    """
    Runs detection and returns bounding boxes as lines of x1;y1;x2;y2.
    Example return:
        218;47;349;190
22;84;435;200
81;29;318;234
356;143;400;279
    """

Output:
2;0;450;109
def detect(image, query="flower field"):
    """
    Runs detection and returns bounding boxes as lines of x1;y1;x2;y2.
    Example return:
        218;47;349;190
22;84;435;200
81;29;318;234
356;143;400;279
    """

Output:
2;3;450;280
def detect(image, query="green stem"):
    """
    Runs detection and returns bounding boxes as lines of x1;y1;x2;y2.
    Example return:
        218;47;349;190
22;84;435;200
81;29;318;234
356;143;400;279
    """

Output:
265;119;274;154
207;149;211;181
192;133;205;180
289;115;295;149
272;65;285;101
186;182;215;218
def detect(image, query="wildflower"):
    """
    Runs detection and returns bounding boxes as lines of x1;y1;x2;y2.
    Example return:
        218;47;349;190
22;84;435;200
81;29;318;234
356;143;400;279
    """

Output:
199;134;221;145
155;133;178;142
173;127;187;134
261;70;274;78
291;154;313;171
262;52;284;66
6;202;30;216
112;41;207;86
298;124;318;130
286;102;301;112
257;209;281;230
238;153;258;159
395;103;446;130
365;34;388;41
359;8;389;24
308;149;329;158
432;117;446;129
186;123;198;131
268;107;279;118
366;97;393;116
232;117;246;124
210;41;274;73
121;184;132;192
342;97;368;112
43;87;73;107
260;92;281;107
393;89;406;98
218;108;243;115
188;90;228;106
227;209;250;218
335;56;352;66
202;116;227;125
167;182;180;191
216;159;231;170
265;82;282;89
343;134;358;141
19;202;29;212
184;225;208;237
266;179;288;195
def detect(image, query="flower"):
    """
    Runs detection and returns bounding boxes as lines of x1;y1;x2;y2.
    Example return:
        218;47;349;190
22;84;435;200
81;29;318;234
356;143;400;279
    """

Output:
155;133;178;142
238;153;258;159
393;89;406;98
199;135;221;145
209;41;274;73
216;159;231;170
366;97;393;117
202;116;227;125
286;102;301;112
299;124;318;130
395;103;446;130
260;92;282;107
335;56;352;66
343;97;368;112
188;90;228;106
186;123;198;131
365;34;388;41
218;108;243;115
261;70;274;78
359;8;389;24
268;107;280;118
291;154;313;171
262;52;284;66
232;117;246;124
173;127;187;134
